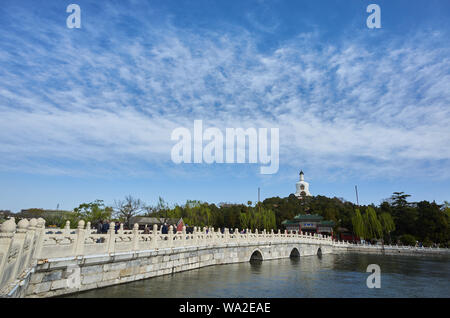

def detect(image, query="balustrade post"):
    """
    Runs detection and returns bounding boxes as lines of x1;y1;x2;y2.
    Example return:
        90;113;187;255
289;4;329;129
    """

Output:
210;227;215;244
0;218;16;289
63;221;70;235
119;223;124;235
202;227;207;245
181;226;186;246
132;223;139;251
86;222;91;233
7;219;29;288
192;227;197;245
152;224;158;248
32;218;46;260
224;228;229;243
168;226;173;247
107;221;116;254
74;220;86;257
23;218;38;269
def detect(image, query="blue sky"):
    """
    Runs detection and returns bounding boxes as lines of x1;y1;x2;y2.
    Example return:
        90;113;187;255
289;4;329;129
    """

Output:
1;0;450;212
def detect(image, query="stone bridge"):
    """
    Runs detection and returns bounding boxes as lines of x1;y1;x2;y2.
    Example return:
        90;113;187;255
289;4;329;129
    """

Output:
0;218;339;298
2;218;447;298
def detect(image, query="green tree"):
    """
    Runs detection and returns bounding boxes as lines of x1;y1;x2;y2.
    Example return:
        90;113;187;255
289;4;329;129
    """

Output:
240;213;249;229
399;234;416;246
388;192;418;239
378;212;395;243
74;200;113;226
352;209;365;239
365;206;383;240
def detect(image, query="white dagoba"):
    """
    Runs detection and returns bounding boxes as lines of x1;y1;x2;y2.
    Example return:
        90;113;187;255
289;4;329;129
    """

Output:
294;170;311;199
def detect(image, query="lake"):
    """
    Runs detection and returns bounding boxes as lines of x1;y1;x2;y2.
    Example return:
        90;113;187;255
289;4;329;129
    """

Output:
66;253;450;298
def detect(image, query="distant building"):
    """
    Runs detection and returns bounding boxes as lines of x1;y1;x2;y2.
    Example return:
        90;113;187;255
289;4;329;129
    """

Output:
337;227;359;243
294;170;312;199
18;209;71;219
282;214;334;236
129;216;184;232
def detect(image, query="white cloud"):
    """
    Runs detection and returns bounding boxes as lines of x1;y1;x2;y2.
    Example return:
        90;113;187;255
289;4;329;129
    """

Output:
0;8;449;180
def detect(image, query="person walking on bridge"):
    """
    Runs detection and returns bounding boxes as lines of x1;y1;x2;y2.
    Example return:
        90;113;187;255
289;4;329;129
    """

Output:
102;221;109;234
161;223;168;235
97;220;103;234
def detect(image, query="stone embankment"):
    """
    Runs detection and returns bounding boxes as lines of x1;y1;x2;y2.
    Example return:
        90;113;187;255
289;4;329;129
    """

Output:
334;243;450;256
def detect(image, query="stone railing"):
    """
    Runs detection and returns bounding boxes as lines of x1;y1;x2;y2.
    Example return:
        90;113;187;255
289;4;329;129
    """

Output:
2;217;448;297
332;240;450;255
0;218;333;294
0;218;45;295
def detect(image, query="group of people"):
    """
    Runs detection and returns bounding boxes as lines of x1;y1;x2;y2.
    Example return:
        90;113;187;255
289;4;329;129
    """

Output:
140;222;181;234
161;223;179;234
94;221;250;236
96;220;121;234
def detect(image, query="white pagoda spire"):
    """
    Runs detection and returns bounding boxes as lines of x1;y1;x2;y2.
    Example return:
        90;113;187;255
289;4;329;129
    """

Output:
295;170;311;198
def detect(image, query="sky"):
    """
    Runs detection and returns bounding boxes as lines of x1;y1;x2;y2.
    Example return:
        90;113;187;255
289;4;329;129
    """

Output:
0;0;449;212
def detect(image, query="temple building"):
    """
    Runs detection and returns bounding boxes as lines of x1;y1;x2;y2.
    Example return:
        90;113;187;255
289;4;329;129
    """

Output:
282;214;334;236
294;170;311;199
282;170;335;236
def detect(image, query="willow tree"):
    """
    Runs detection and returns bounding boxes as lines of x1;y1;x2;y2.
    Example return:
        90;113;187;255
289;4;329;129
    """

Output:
261;207;276;231
352;209;365;240
240;213;249;229
379;212;395;243
364;207;383;240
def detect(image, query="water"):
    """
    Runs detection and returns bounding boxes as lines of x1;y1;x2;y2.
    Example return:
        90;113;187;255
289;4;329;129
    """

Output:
68;253;450;298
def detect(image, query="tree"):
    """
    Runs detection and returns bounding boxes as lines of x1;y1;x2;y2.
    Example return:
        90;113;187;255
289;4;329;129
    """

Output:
364;206;383;240
390;192;411;208
240;213;249;230
378;212;395;243
388;192;418;239
399;234;416;246
74;200;112;225
352;209;365;239
144;197;172;224
416;201;449;245
444;201;450;219
114;195;144;229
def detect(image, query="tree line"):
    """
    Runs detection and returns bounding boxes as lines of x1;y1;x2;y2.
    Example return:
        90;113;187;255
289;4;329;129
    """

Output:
1;192;449;247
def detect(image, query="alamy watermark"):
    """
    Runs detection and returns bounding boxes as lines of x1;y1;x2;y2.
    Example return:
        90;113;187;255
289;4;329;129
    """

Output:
64;4;379;30
66;264;81;289
367;4;381;29
366;264;381;288
171;120;279;174
66;4;81;29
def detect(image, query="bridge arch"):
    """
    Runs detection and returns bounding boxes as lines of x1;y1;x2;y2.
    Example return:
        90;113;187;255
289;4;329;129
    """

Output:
249;249;264;262
290;247;300;258
317;247;322;257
